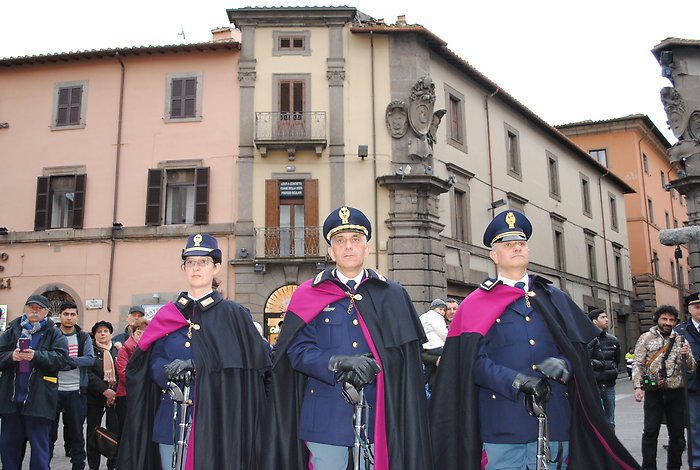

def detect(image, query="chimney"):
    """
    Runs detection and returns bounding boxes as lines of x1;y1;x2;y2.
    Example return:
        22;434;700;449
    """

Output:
396;15;407;27
211;27;240;42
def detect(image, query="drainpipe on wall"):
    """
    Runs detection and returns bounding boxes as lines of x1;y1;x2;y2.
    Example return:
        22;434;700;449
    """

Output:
597;170;614;331
107;51;126;312
484;87;500;217
370;31;379;269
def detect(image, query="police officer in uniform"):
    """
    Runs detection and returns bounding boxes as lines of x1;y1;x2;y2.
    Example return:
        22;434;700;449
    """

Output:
117;234;270;470
265;207;432;470
430;210;640;470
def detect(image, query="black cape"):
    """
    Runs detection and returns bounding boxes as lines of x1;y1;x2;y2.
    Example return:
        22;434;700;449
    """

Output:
262;268;433;470
430;275;641;470
116;291;271;470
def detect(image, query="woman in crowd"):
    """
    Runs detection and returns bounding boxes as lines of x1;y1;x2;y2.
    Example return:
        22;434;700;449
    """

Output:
86;321;119;470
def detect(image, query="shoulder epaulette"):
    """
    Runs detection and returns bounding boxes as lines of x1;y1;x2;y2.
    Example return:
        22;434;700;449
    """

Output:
479;278;500;291
366;268;387;283
313;270;326;286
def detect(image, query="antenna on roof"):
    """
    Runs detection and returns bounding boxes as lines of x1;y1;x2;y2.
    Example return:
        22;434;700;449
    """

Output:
178;25;186;41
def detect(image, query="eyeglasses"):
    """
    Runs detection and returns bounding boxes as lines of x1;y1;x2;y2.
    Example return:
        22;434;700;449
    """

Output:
184;258;213;269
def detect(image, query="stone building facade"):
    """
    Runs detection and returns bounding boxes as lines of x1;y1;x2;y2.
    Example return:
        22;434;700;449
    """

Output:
226;7;636;348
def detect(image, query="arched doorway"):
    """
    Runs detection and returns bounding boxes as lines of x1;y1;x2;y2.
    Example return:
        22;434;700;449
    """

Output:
264;284;298;345
41;286;76;318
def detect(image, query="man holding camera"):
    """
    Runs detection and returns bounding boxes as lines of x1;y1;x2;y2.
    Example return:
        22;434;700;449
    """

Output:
634;304;696;470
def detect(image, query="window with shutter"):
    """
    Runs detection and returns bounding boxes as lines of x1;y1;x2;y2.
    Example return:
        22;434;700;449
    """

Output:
146;167;209;226
146;169;164;226
264;179;319;257
194;167;209;225
34;177;50;231
52;81;87;129
34;174;87;230
166;73;202;122
72;174;86;229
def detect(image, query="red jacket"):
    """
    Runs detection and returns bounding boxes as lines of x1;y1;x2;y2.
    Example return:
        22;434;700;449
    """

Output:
115;336;137;397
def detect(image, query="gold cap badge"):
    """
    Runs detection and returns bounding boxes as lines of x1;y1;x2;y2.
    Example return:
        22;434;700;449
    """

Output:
339;207;350;224
193;234;203;247
505;212;516;229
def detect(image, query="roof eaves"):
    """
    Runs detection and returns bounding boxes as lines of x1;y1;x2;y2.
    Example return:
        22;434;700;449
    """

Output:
351;25;635;194
556;114;671;150
651;37;700;59
0;41;240;67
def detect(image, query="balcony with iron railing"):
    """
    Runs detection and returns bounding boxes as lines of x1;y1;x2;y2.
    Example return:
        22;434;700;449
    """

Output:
254;111;327;159
254;226;324;259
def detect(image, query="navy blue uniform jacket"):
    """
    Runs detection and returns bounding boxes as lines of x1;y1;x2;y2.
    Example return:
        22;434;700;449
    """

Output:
430;275;641;470
116;291;271;470
263;268;432;470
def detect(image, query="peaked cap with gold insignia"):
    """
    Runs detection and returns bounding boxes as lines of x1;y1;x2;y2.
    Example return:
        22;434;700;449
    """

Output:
322;206;372;244
482;210;532;248
686;292;700;307
181;233;222;262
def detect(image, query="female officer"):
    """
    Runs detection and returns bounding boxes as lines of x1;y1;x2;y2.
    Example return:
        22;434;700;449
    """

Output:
116;234;271;470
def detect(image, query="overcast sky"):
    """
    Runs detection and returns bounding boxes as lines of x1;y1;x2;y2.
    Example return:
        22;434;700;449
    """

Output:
3;0;699;142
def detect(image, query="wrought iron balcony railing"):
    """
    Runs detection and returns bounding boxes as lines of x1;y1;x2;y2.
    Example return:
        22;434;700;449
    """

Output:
255;111;326;140
254;226;323;258
254;112;327;158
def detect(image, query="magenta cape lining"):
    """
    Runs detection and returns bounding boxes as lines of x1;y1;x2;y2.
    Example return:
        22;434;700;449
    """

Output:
287;278;390;470
447;284;524;337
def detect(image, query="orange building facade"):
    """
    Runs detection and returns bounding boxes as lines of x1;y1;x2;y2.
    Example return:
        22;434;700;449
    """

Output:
558;115;688;328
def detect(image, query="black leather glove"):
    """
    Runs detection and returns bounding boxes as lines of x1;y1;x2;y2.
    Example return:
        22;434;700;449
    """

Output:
512;373;551;404
163;359;195;385
328;354;381;391
536;357;571;383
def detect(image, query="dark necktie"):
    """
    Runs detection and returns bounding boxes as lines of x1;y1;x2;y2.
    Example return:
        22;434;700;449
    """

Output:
347;280;357;292
514;281;526;291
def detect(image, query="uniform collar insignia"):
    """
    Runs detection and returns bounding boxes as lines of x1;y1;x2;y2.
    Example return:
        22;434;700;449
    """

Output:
479;278;501;291
313;269;334;286
177;295;190;307
200;296;215;308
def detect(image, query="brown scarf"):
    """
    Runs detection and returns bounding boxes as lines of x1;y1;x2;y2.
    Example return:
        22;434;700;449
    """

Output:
96;340;116;387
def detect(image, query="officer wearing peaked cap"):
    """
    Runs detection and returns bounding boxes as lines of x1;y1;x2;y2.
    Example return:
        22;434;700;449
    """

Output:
117;233;270;470
264;206;433;470
676;292;700;470
430;210;640;470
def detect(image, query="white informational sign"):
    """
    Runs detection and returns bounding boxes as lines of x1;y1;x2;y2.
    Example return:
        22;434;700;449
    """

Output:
143;304;165;320
85;299;104;310
0;305;6;332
